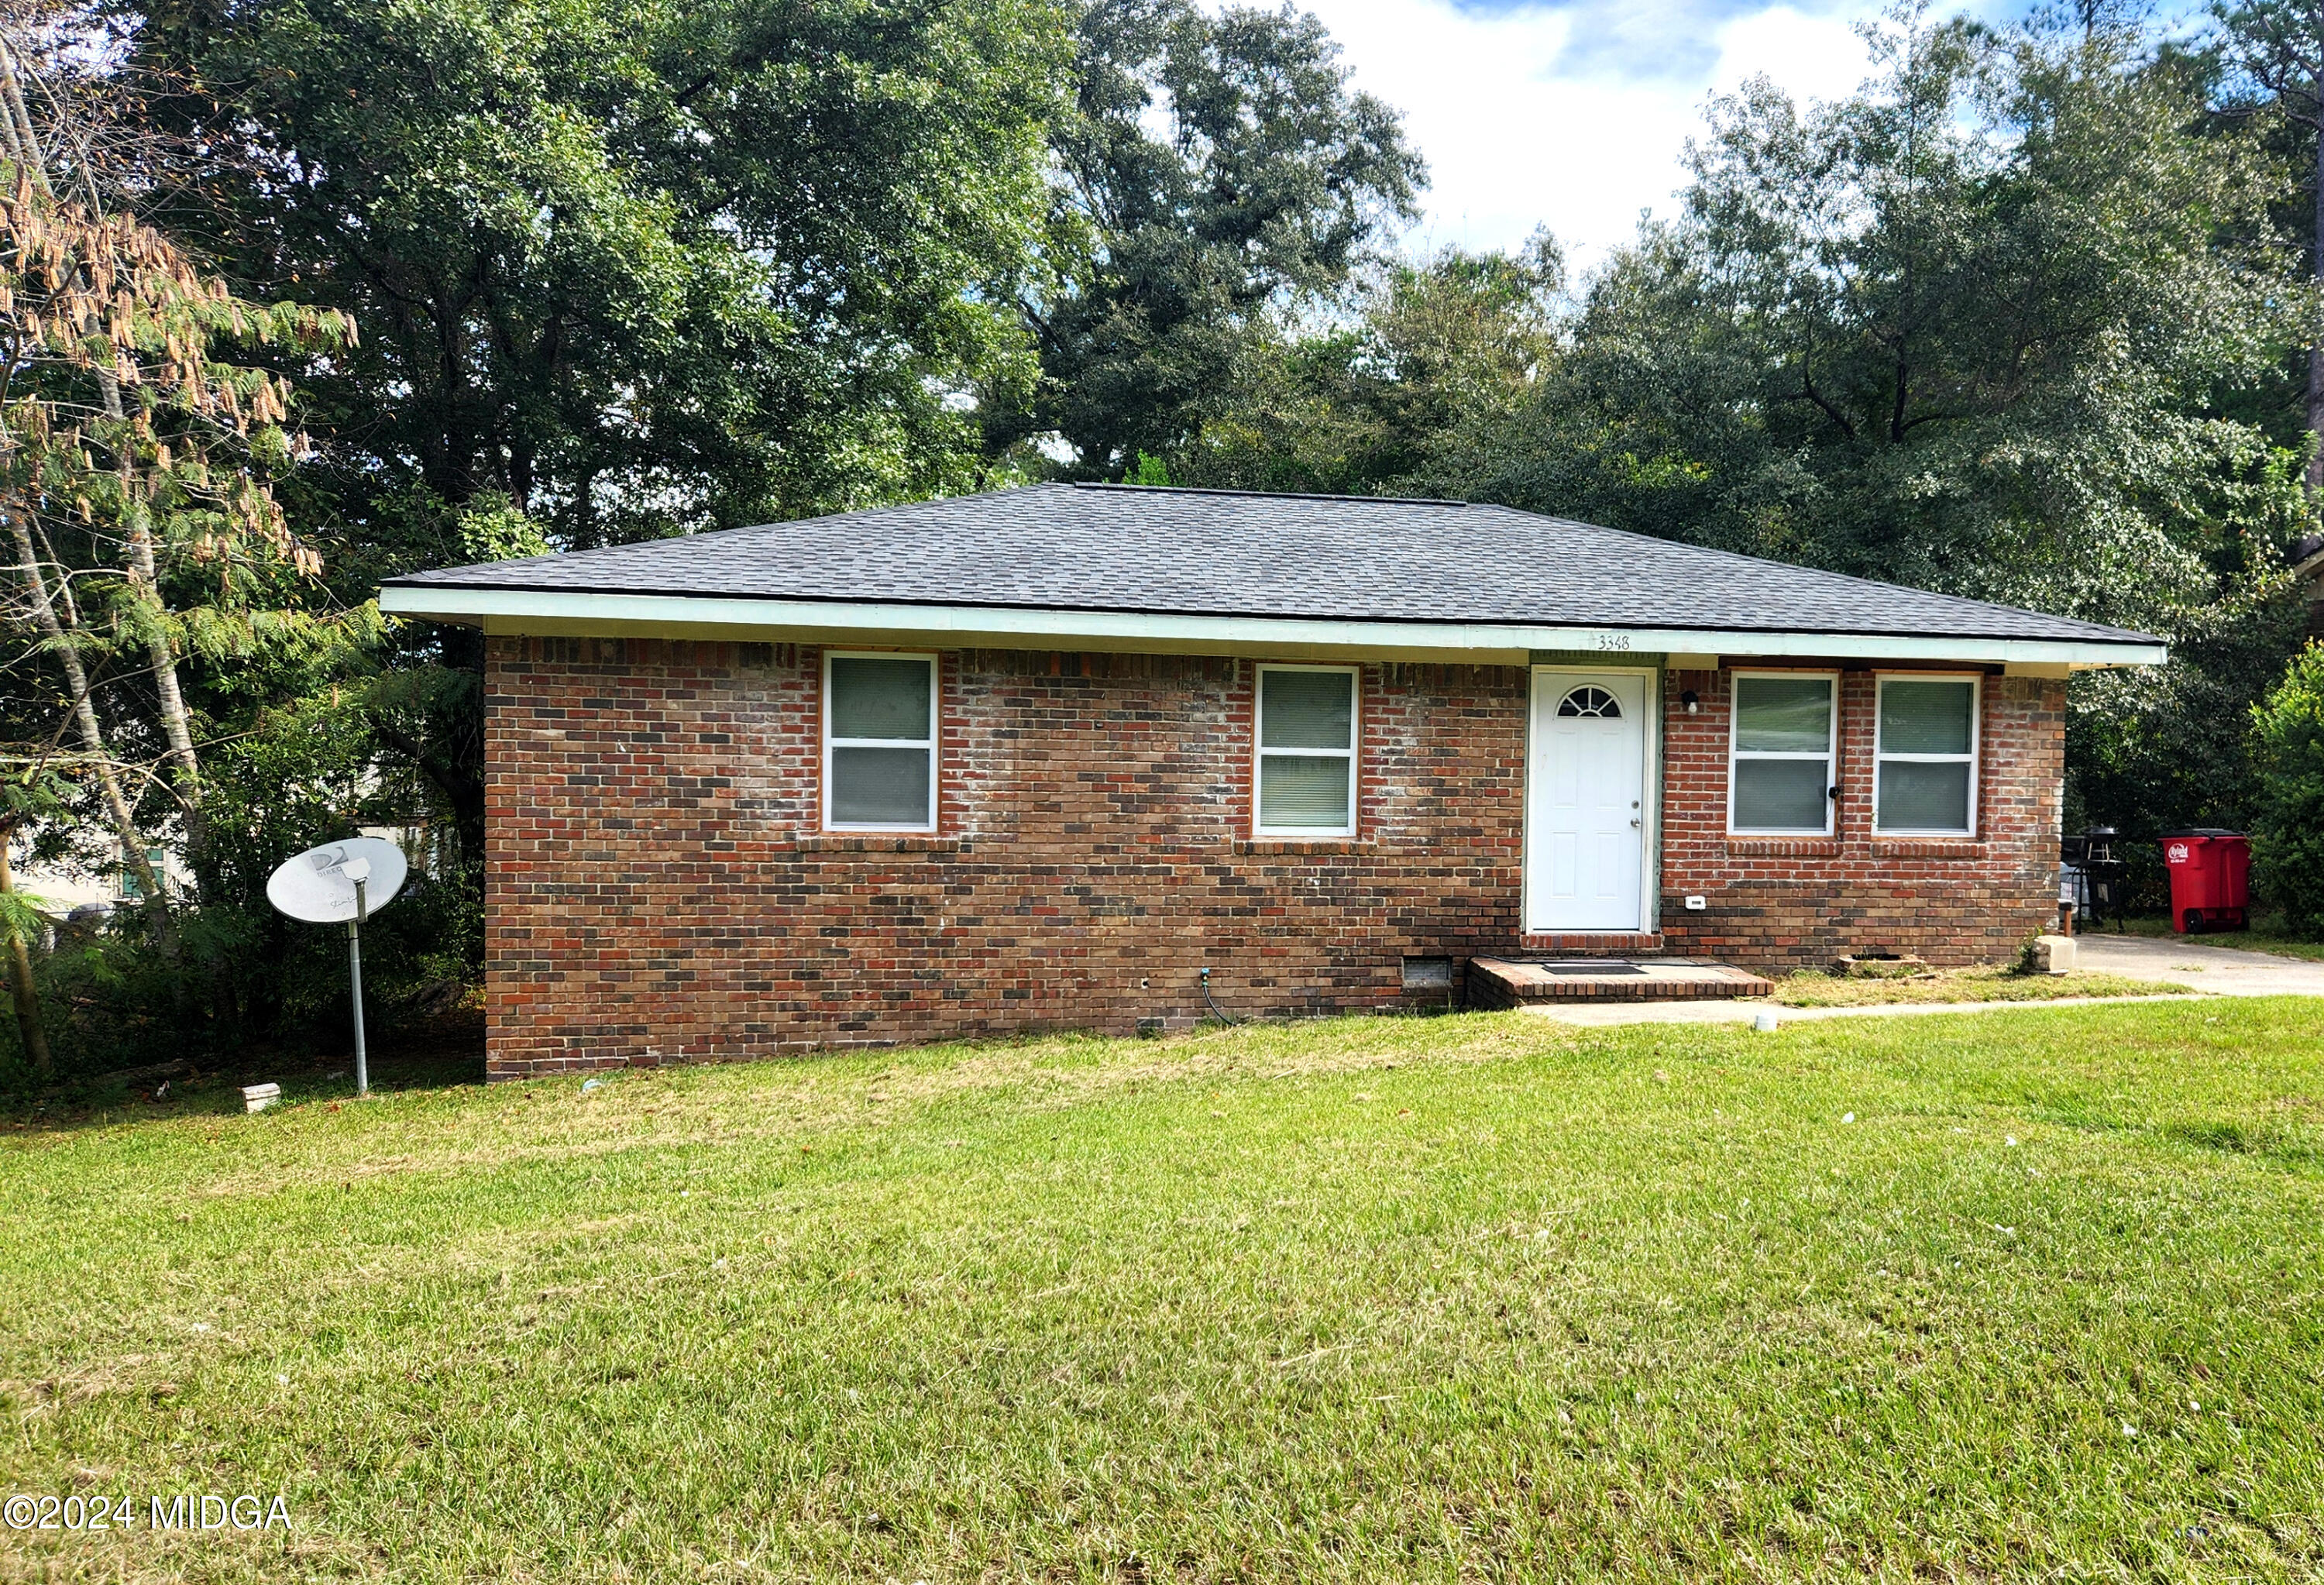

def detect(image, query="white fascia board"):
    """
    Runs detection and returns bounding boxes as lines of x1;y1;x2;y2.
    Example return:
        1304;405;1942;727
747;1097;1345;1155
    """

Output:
377;585;2168;669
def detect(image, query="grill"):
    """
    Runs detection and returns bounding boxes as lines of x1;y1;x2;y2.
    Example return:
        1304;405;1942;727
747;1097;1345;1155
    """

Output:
2060;827;2126;932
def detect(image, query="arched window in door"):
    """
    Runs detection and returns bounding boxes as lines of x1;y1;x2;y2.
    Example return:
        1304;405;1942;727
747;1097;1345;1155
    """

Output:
1556;685;1622;719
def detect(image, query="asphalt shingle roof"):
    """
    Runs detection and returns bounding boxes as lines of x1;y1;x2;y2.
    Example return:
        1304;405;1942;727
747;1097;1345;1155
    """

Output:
384;483;2158;648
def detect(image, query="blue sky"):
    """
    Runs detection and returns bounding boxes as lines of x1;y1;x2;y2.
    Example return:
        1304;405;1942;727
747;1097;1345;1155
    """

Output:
1298;0;1906;266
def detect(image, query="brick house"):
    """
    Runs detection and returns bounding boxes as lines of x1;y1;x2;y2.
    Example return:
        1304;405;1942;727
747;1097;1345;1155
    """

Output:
380;484;2162;1079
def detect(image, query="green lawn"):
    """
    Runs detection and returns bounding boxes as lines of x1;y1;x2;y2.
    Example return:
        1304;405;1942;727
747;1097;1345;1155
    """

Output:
2114;910;2324;962
5;1002;2322;1583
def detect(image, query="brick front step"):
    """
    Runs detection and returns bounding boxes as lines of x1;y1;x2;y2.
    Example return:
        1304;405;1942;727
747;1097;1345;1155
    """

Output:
1515;932;1666;954
1468;956;1773;1009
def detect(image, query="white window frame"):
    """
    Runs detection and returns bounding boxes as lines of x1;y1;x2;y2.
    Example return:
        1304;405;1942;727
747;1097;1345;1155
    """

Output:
1727;669;1840;837
1872;672;1980;837
1253;663;1359;838
822;650;939;834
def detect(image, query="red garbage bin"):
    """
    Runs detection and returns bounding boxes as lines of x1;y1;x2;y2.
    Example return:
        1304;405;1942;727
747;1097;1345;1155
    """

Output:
2161;830;2250;933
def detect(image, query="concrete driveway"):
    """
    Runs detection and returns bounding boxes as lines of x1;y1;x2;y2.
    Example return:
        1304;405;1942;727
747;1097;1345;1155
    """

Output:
2073;931;2324;996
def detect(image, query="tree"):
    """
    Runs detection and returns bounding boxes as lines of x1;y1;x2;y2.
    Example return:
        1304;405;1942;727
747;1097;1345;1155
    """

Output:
2250;640;2324;931
997;0;1425;476
139;0;1069;545
0;0;370;1064
2215;0;2324;493
0;770;65;1078
1185;239;1561;494
1;8;352;971
1453;10;2305;616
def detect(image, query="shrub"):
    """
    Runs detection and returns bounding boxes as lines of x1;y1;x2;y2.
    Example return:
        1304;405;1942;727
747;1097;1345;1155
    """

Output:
2249;642;2324;937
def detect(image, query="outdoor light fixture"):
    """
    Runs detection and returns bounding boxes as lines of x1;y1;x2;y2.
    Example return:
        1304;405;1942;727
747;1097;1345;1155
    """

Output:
1680;689;1700;714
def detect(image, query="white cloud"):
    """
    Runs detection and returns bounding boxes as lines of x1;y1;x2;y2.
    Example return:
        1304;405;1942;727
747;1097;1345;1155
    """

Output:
1299;0;1884;268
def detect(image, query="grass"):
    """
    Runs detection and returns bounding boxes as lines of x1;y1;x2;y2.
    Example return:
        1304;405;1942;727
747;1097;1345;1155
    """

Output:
1768;966;2193;1007
5;1002;2323;1583
2112;910;2324;963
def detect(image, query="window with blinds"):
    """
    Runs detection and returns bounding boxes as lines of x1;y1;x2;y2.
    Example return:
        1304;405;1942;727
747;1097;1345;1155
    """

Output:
1729;674;1836;834
825;653;937;830
1256;665;1356;836
1875;676;1978;835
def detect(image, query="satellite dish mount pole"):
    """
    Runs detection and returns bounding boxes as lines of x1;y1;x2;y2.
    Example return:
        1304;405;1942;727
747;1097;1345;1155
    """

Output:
265;839;406;1104
348;868;370;1098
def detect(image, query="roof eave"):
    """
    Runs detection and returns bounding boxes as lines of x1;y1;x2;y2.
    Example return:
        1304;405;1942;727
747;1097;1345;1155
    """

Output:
376;586;2166;669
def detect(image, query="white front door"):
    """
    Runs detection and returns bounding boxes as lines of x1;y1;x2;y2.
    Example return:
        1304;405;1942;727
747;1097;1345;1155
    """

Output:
1526;670;1648;933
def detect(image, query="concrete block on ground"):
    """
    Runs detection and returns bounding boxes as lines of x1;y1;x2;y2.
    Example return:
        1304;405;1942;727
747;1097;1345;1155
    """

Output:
2030;934;2075;975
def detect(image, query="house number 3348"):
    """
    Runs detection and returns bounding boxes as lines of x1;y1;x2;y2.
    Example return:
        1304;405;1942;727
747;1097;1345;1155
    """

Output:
1593;633;1632;652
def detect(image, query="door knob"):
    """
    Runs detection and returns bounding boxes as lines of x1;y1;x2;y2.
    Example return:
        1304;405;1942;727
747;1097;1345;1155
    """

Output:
1630;817;1642;827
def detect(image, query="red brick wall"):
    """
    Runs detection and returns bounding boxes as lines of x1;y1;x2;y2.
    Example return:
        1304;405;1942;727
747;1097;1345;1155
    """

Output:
482;641;2064;1076
483;638;1527;1077
1655;665;2064;968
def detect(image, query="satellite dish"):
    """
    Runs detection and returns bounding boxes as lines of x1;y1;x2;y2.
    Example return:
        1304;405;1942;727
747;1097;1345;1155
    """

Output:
266;837;408;924
266;836;412;1098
